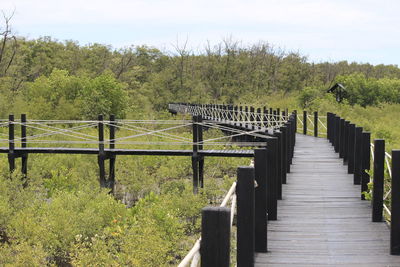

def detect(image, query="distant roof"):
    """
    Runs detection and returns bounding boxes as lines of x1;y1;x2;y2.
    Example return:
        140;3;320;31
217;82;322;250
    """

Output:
327;83;346;93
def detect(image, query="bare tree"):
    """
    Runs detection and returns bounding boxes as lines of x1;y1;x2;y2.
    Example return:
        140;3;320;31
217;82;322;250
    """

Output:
172;36;190;93
0;10;18;76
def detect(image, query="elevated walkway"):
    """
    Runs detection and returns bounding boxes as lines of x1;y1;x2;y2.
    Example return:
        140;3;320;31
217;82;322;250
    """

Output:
255;134;400;266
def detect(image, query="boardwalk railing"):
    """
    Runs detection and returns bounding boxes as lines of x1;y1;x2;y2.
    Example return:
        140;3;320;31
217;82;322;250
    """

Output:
326;112;400;255
296;110;328;137
174;103;297;267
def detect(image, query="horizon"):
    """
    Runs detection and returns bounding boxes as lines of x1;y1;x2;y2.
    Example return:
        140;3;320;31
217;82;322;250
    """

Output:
2;0;400;66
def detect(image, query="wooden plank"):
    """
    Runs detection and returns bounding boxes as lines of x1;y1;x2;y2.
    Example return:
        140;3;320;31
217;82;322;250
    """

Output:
255;134;400;266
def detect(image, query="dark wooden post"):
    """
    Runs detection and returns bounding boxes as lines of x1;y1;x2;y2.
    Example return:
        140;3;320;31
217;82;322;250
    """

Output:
198;115;204;188
274;131;283;200
8;114;15;173
254;149;268;252
266;137;278;220
294;110;297;134
109;114;116;191
263;106;268;129
256;107;261;130
303;110;307;135
192;115;200;194
286;121;291;172
339;119;345;158
327;112;331;142
391;150;400;255
98;114;106;187
314;111;318;137
237;166;255;267
21;114;28;176
245;106;249;129
343;121;350;164
280;126;287;184
372;139;384;222
361;132;371;200
354;127;363;185
201;207;231;267
347;124;356;174
334;116;340;153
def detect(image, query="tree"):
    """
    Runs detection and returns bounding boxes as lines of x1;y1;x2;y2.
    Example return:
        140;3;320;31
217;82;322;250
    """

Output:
0;11;18;77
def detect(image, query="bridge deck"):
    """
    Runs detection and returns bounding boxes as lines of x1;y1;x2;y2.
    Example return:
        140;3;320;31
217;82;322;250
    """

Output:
255;134;400;266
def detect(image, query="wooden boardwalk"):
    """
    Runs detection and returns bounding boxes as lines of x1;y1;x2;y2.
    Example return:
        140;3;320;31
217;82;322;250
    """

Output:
255;134;400;266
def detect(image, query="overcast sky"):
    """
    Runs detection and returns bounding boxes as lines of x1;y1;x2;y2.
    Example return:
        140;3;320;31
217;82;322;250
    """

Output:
2;0;400;65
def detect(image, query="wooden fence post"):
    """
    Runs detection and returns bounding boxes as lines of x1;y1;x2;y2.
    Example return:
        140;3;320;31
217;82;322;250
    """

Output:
280;126;287;184
201;207;231;267
8;114;15;173
286;121;291;172
21;114;28;177
343;121;350;164
339;119;345;158
391;150;400;255
354;127;363;185
237;166;255;267
192;115;200;194
314;111;318;137
109;114;116;192
372;139;384;222
254;148;268;252
347;123;356;174
98;114;106;188
274;131;283;200
303;110;307;135
334;115;340;153
361;132;371;200
327;112;331;142
266;137;278;220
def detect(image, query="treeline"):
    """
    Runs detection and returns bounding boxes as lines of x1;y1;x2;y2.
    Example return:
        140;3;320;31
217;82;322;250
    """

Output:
2;26;400;118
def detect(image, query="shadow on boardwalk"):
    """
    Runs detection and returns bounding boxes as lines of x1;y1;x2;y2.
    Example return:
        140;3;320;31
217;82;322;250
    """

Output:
255;134;400;266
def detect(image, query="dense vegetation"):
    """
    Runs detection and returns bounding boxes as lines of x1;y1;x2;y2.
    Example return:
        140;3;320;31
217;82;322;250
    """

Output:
2;16;400;266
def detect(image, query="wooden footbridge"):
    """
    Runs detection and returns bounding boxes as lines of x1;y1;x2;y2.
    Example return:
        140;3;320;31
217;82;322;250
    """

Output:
172;104;400;267
3;103;400;266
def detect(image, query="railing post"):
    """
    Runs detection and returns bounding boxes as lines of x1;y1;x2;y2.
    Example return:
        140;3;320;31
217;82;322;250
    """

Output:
192;115;200;194
361;132;371;200
98;114;106;187
391;150;400;255
372;139;384;222
339;118;345;158
286;121;291;172
254;148;268;252
327;112;331;142
109;114;116;192
334;115;340;153
303;110;307;135
293;110;297;134
263;106;268;129
8;114;15;173
314;111;318;137
237;166;255;267
280;126;287;184
354;126;363;184
256;107;261;130
274;131;283;200
201;207;231;267
266;137;278;220
21;114;28;177
343;121;350;164
347;123;356;174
